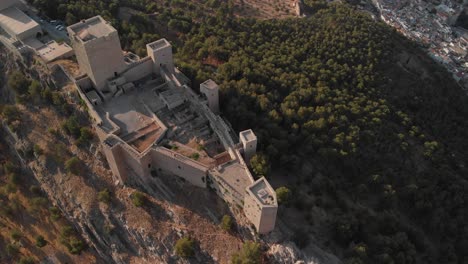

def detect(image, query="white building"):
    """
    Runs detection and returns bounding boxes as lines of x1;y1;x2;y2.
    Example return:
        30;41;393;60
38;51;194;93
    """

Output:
0;5;42;41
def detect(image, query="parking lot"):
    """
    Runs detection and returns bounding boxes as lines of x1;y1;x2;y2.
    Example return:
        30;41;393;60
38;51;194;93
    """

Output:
20;4;69;43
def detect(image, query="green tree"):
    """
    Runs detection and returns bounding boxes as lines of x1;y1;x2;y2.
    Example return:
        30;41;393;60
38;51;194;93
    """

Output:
28;80;43;103
98;188;111;204
8;71;30;95
65;157;83;175
221;214;233;231
249;153;270;178
275;186;291;205
231;241;261;264
35;235;47;247
175;237;195;259
131;191;146;207
18;256;35;264
2;105;21;124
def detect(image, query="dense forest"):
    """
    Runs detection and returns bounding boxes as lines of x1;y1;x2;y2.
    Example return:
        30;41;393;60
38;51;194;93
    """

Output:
28;0;468;263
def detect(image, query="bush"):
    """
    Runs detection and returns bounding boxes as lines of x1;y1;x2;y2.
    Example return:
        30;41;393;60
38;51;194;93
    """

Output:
98;188;111;204
249;153;270;178
175;237;195;259
49;206;61;221
18;256;35;264
76;127;94;147
61;116;81;138
275;186;292;205
8;172;20;185
33;144;43;156
131;191;146;207
68;237;85;254
11;229;22;241
35;235;47;247
190;153;200;160
221;214;233;231
29;197;48;211
6;243;19;257
65;157;83;175
60;225;74;238
2;105;21;124
8;71;30;95
231;241;261;264
29;185;42;196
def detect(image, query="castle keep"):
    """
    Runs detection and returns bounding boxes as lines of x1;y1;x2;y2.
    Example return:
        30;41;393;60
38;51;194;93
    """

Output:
68;16;277;234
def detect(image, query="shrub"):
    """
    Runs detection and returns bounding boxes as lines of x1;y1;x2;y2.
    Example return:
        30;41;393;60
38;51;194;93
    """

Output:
98;188;111;204
18;256;35;264
65;157;83;175
8;172;20;185
175;237;195;259
49;206;61;221
6;243;19;257
11;229;22;241
231;241;261;264
275;186;292;205
68;237;85;254
131;191;146;207
8;71;30;95
29;197;48;211
221;214;233;231
190;153;200;160
33;144;43;156
35;235;47;247
60;225;74;238
76;127;94;147
249;153;270;178
61;116;81;138
2;105;21;124
29;185;42;196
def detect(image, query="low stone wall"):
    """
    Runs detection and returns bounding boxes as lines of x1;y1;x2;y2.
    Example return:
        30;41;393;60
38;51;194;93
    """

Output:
151;147;208;188
121;57;153;83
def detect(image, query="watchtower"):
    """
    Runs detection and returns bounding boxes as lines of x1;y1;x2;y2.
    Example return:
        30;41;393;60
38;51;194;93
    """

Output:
239;129;257;162
200;79;220;114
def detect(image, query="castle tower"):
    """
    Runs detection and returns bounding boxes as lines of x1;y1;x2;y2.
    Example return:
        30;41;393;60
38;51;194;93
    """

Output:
244;177;278;234
67;16;127;90
200;79;220;114
239;129;257;162
146;39;174;74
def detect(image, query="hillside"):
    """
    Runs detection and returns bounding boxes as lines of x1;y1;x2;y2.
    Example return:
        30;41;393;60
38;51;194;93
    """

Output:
12;0;468;263
177;3;468;264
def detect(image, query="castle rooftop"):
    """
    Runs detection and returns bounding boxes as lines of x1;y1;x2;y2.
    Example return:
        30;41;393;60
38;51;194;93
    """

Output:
240;129;256;142
0;6;39;37
201;79;218;90
147;38;171;50
68;16;116;42
248;177;277;206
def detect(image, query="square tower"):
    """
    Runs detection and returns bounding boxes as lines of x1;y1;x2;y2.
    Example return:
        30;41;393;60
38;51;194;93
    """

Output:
146;39;174;74
67;16;127;90
200;79;220;114
244;177;278;234
240;129;257;162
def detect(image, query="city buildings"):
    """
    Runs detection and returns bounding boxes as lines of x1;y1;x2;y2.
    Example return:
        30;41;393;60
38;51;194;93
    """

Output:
373;0;468;89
